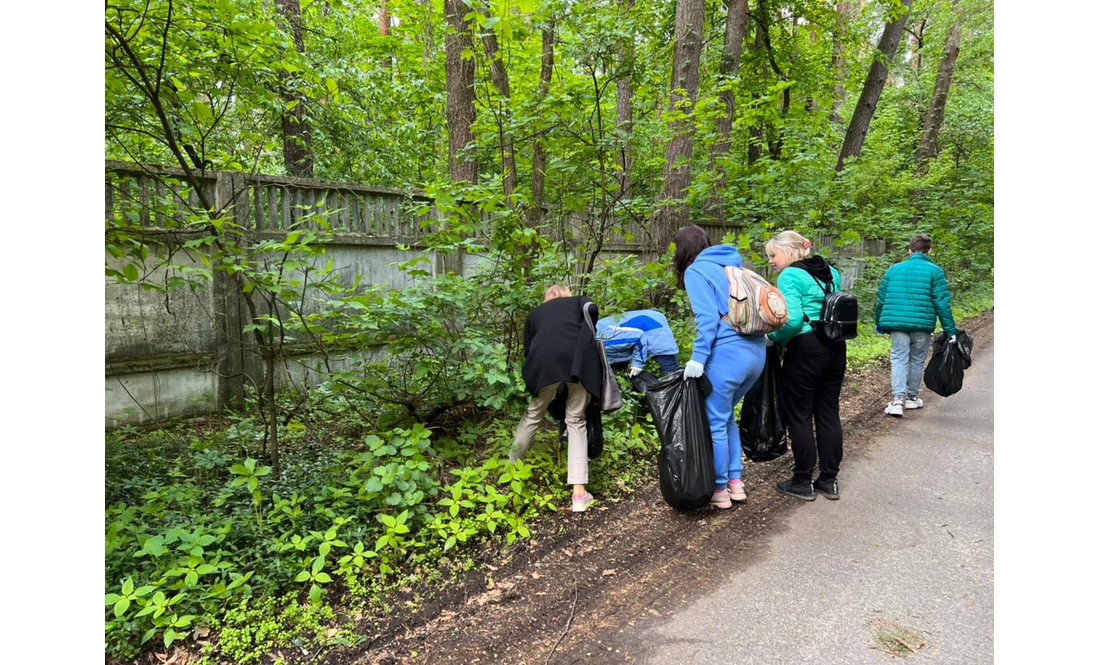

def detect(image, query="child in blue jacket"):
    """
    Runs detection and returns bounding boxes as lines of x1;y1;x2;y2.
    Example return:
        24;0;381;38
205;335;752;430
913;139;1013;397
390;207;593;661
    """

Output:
596;309;680;377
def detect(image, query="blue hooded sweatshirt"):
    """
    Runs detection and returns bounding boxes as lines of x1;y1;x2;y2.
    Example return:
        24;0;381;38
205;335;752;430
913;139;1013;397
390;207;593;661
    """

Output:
683;245;761;365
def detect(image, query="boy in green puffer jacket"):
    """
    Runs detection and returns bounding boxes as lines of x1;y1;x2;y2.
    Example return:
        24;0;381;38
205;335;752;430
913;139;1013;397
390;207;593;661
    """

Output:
874;234;957;417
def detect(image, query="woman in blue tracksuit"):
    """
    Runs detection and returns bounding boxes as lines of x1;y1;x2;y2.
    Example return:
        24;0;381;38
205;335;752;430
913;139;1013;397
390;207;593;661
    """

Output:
672;225;767;509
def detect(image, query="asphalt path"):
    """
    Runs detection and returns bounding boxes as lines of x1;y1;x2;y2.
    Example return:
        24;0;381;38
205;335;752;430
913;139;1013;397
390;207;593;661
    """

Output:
618;341;994;664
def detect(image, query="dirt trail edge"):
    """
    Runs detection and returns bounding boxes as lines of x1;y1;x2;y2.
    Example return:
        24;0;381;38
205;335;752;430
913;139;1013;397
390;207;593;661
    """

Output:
324;312;993;665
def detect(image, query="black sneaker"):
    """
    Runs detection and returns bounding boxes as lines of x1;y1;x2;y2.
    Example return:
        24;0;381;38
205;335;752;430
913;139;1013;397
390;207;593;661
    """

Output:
813;478;839;500
777;478;816;501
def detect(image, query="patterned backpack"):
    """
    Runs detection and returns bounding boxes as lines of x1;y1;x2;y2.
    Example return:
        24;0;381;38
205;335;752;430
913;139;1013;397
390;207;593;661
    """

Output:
721;266;789;335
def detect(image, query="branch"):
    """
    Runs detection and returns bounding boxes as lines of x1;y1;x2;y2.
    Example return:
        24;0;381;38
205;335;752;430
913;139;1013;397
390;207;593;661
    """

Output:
545;574;578;663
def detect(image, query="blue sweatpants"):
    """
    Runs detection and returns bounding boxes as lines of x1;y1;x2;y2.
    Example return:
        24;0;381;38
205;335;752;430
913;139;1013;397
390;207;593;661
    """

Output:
704;335;766;487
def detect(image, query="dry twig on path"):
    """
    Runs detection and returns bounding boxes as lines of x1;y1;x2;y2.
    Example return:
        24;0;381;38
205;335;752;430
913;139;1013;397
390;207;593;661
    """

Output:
545;573;578;664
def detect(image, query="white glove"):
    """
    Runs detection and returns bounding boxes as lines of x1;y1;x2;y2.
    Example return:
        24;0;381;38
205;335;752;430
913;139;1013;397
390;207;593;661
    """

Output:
629;366;643;377
683;360;704;380
948;335;957;344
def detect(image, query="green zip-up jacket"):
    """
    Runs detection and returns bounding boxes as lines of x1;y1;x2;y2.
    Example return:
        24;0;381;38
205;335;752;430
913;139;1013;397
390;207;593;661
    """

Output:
874;252;957;336
767;258;844;347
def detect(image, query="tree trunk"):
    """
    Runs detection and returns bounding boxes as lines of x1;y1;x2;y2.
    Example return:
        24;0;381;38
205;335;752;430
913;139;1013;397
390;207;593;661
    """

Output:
835;0;914;170
276;0;314;178
480;13;517;200
378;0;392;70
911;18;926;74
916;5;960;167
264;351;280;478
747;10;766;165
444;0;478;184
831;1;851;124
706;0;748;223
529;22;555;223
655;0;705;252
380;0;391;36
615;0;636;200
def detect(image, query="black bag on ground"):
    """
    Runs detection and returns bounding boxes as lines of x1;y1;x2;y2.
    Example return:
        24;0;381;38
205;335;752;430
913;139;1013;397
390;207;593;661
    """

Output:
923;330;974;398
629;370;659;417
644;370;715;511
738;345;788;463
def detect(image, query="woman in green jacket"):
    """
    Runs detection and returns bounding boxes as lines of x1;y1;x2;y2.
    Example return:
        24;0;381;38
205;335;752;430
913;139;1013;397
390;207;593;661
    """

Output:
765;230;846;501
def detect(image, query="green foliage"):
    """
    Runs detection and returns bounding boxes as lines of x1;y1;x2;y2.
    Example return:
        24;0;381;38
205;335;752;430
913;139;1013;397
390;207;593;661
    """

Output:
104;0;994;660
202;594;343;664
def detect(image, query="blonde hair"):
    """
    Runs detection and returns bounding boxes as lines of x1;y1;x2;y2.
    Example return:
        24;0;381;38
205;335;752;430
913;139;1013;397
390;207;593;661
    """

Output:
765;230;812;263
543;284;573;302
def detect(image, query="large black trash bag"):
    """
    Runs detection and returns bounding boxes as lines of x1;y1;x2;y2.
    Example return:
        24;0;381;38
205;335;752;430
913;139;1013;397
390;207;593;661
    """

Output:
644;370;716;511
923;330;974;398
738;345;788;463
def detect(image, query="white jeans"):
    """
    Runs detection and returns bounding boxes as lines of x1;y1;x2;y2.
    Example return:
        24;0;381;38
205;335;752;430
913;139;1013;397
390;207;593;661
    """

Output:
510;382;591;485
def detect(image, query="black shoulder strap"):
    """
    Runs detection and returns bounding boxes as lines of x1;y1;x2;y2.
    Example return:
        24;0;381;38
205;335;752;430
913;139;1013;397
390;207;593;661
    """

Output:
810;275;833;294
803;275;834;324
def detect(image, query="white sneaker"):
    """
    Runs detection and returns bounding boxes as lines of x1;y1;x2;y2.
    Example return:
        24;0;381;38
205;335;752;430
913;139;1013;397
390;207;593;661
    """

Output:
884;400;904;417
904;397;924;409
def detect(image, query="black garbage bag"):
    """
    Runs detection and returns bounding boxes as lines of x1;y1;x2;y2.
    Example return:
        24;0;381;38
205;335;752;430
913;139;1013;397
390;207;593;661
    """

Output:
548;387;604;459
644;370;715;511
923;330;974;398
630;370;659;397
738;345;788;463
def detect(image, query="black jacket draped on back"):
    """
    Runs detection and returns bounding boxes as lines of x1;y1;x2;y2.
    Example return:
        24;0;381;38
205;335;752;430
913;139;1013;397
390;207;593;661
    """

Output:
521;296;603;401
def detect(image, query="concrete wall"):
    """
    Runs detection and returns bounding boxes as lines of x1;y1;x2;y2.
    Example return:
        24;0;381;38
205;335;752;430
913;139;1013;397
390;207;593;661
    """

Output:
105;163;885;429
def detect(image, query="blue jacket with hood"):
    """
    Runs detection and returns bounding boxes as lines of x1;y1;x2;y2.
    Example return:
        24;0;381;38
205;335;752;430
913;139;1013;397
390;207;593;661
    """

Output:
684;245;764;365
596;309;679;368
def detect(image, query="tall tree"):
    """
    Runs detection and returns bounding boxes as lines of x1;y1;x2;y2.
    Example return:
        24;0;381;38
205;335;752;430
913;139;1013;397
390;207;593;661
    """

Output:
480;8;518;200
379;0;391;35
706;0;749;223
529;21;556;222
445;0;478;183
835;0;915;170
276;0;314;177
747;6;766;165
916;1;961;167
615;0;636;199
655;0;705;251
831;0;851;124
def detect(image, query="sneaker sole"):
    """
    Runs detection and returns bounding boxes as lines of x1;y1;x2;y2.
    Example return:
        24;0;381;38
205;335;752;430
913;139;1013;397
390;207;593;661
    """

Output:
777;487;816;501
572;504;590;513
816;491;839;500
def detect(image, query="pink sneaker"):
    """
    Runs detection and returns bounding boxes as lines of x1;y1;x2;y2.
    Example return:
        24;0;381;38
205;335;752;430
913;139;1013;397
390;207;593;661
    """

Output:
710;489;733;510
571;492;595;513
727;479;747;502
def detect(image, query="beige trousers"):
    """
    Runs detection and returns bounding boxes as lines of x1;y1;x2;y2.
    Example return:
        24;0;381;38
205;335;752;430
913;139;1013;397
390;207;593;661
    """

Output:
509;382;591;485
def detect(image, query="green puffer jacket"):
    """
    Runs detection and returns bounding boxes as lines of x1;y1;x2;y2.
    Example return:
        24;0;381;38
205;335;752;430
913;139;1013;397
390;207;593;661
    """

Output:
767;257;844;347
874;253;957;336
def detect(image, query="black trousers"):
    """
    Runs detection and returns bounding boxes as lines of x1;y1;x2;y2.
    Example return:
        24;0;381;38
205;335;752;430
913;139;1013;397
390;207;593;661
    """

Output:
779;332;846;483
